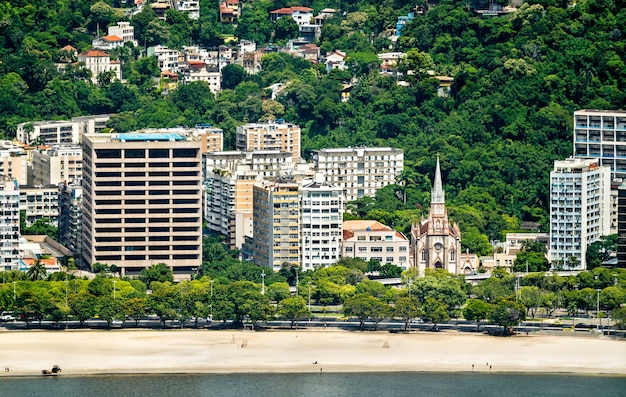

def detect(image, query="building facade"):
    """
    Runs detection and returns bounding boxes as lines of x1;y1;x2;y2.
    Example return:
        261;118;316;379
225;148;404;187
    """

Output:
16;120;80;146
236;121;301;161
58;182;83;258
78;50;121;84
0;177;20;270
204;150;294;250
19;185;59;227
617;182;626;268
300;179;343;271
549;157;611;270
410;158;462;275
31;146;82;186
312;147;404;202
252;179;300;271
573;109;626;180
81;132;202;277
0;143;28;186
342;220;410;269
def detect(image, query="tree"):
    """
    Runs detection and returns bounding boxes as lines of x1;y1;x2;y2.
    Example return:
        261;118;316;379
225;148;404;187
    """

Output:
614;306;626;330
139;263;174;287
69;293;97;326
394;296;420;331
124;297;147;325
490;300;526;335
27;260;47;281
221;64;247;90
343;293;389;329
278;296;310;328
423;297;449;331
225;281;272;327
463;298;491;331
519;286;541;317
274;16;299;42
97;296;125;327
266;282;291;303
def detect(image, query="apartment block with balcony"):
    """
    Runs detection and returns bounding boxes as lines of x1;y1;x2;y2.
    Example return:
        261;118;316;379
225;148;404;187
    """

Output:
236;121;301;161
19;185;59;227
300;178;343;270
58;182;82;258
17;120;80;146
312;147;404;202
0;143;28;186
31;146;82;186
81;132;202;277
0;177;21;270
573;109;626;180
342;220;410;269
549;157;611;270
204;150;294;249
107;21;138;46
252;179;300;271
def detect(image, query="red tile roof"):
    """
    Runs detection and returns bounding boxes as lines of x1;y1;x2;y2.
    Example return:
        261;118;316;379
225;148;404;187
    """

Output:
80;50;110;57
101;35;123;42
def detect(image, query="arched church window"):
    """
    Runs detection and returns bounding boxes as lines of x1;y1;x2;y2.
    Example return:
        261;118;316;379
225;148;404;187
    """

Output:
450;250;455;261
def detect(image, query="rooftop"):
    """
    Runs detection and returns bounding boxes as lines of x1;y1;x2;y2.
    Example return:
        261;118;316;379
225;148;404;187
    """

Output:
118;133;186;142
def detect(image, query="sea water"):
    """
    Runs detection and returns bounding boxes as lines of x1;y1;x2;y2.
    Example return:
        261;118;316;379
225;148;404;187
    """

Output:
0;372;624;397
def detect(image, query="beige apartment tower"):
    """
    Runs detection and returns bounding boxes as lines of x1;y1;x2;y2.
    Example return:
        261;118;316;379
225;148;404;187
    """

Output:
236;121;301;161
81;132;202;277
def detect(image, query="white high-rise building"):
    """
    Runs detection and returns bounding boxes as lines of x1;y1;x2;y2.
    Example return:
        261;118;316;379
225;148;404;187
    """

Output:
573;109;626;180
82;131;202;277
19;185;59;227
300;177;343;270
549;157;611;270
0;177;20;270
312;147;404;202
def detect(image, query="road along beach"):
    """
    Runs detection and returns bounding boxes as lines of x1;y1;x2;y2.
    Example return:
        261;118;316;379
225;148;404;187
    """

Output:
1;329;625;376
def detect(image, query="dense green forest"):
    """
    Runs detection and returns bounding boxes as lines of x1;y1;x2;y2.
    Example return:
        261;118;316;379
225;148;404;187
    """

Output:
0;0;625;255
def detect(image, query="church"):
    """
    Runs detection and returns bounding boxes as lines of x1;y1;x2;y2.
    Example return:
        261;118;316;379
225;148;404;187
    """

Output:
410;157;462;275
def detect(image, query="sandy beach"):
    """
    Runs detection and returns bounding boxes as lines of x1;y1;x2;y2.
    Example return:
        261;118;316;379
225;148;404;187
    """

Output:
1;328;625;376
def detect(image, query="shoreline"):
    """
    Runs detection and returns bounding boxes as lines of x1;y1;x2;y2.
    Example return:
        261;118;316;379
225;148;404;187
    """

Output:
1;329;625;377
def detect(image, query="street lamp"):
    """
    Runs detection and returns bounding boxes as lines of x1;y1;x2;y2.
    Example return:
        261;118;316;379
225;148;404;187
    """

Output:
113;280;117;299
261;271;266;295
12;281;16;302
596;288;601;331
307;281;312;316
209;280;214;321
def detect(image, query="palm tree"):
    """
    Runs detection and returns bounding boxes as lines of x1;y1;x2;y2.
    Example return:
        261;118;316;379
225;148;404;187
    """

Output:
27;259;47;281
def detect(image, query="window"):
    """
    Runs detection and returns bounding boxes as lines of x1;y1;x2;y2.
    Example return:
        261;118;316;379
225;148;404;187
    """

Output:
357;236;366;241
386;257;394;263
371;247;382;252
386;247;394;252
358;247;367;252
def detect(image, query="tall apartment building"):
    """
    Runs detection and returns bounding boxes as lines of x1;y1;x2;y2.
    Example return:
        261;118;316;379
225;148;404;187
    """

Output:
236;121;301;161
0;142;28;185
31;146;82;186
0;177;20;271
342;220;410;269
549;157;611;270
204;150;294;249
617;182;626;267
19;185;59;226
252;179;300;271
195;125;224;152
300;178;343;271
81;132;202;277
312;147;404;202
58;182;83;258
573;109;626;180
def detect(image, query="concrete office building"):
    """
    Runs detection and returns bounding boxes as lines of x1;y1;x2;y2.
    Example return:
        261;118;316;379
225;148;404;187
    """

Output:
312;147;404;202
0;177;21;271
300;178;343;270
236;121;301;161
81;132;202;277
573;109;626;180
549;157;611;270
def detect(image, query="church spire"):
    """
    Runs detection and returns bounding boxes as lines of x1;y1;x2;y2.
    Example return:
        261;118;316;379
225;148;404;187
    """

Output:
432;156;445;204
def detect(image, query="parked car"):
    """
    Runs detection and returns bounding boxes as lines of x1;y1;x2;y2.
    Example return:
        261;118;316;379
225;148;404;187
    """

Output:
1;311;16;321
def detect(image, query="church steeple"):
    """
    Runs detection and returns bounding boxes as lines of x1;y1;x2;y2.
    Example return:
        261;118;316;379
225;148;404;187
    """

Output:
432;156;445;204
